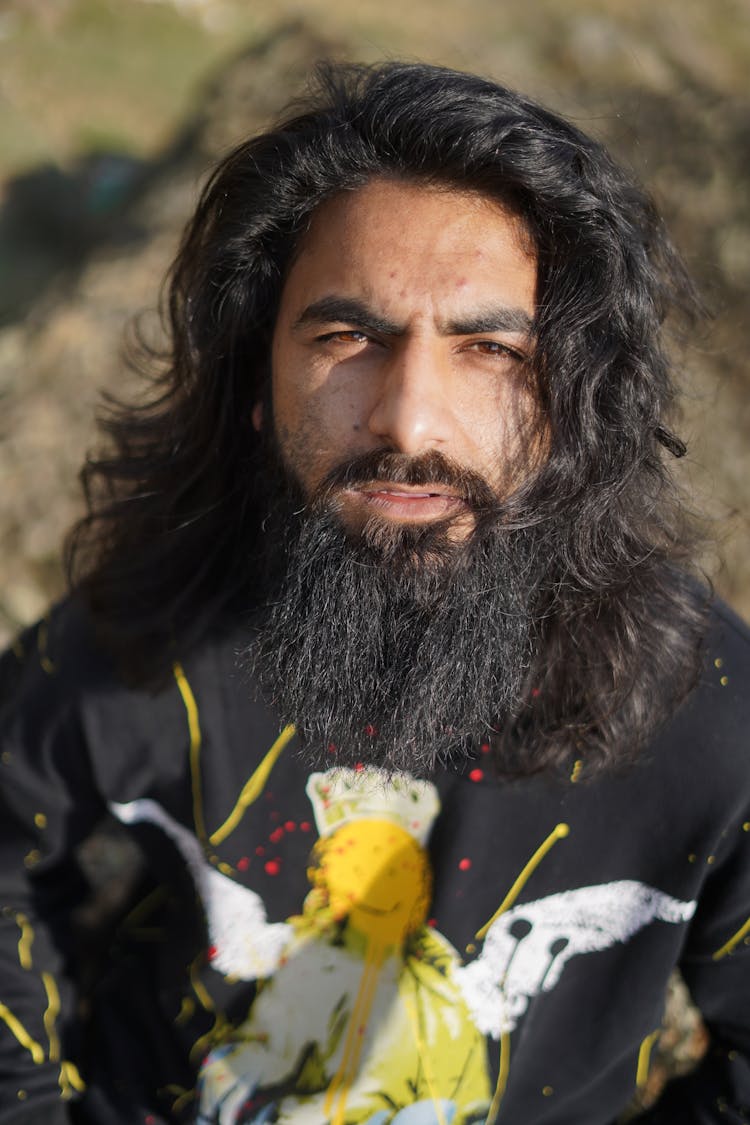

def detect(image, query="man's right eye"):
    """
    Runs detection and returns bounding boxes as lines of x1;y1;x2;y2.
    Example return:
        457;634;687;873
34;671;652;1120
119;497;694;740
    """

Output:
317;330;370;343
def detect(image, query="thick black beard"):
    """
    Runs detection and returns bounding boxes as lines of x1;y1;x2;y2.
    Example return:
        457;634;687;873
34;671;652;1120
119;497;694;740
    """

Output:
243;451;540;776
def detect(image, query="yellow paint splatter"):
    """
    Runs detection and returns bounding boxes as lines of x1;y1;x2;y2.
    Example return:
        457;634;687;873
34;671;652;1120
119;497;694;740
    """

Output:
720;675;729;687
476;823;570;940
17;1090;27;1101
707;855;716;865
34;813;47;830
542;1085;554;1096
1;751;11;765
713;916;750;961
166;1085;196;1113
189;954;215;1013
188;1013;231;1066
742;823;749;833
465;943;476;955
173;663;206;845
485;1031;511;1125
23;850;41;869
210;725;296;847
688;854;697;863
42;973;61;1062
15;914;33;970
175;996;196;1026
326;946;386;1125
714;657;723;669
636;1029;660;1088
59;1060;86;1099
570;759;583;783
217;862;234;876
0;1003;44;1063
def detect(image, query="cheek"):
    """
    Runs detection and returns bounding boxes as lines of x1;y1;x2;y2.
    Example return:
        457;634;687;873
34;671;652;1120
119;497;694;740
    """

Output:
276;365;370;459
453;376;539;482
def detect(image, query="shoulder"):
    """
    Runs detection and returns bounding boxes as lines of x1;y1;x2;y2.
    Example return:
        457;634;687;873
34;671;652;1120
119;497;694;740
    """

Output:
690;596;750;734
704;596;750;660
645;595;750;810
0;595;109;716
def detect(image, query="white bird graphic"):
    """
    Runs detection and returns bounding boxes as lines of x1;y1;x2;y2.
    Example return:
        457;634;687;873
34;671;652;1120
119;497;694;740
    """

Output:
455;880;696;1037
110;798;292;980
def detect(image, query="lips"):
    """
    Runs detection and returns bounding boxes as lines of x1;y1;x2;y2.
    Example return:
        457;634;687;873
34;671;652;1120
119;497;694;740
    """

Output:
343;483;468;523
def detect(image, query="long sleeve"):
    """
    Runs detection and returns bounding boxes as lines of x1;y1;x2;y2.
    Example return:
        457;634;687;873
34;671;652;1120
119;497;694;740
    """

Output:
0;612;106;1123
636;793;750;1121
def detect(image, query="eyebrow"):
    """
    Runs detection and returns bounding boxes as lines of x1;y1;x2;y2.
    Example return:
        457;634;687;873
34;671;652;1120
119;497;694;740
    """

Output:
292;295;535;338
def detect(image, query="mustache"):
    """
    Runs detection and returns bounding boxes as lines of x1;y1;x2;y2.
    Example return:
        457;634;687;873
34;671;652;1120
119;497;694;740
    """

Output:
312;449;500;512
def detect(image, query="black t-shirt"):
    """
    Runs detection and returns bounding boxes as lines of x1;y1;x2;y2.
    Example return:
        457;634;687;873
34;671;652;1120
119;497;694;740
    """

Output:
1;596;749;1124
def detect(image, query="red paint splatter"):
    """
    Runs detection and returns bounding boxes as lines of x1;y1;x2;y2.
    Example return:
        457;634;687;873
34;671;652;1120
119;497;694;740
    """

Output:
428;918;437;928
269;827;284;844
264;860;281;876
284;820;296;832
480;742;491;754
531;687;541;698
459;857;472;871
328;742;337;754
300;821;312;832
468;768;484;782
354;762;365;772
145;1117;156;1125
237;856;250;871
207;945;217;960
364;724;378;737
255;845;265;856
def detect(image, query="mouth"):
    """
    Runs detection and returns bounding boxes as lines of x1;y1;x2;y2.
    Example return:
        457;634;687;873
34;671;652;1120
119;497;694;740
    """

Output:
342;483;469;523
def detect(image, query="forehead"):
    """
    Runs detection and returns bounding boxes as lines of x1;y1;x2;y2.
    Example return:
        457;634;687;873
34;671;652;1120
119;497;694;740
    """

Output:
279;178;537;321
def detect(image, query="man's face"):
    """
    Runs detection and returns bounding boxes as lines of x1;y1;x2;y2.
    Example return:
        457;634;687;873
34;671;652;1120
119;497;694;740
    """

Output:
270;178;538;541
250;179;542;771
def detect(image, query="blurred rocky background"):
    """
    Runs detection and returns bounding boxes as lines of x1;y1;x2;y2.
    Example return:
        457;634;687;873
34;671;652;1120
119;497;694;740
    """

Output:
1;0;748;1113
2;0;749;639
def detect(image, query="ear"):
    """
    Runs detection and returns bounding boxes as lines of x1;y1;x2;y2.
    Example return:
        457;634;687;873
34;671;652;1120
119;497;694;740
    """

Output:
251;402;264;432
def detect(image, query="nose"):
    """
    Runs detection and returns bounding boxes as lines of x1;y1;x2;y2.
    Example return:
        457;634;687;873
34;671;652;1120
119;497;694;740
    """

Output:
366;338;454;455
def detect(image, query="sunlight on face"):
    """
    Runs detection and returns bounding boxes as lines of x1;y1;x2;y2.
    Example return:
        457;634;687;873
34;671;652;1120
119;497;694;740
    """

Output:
271;178;539;541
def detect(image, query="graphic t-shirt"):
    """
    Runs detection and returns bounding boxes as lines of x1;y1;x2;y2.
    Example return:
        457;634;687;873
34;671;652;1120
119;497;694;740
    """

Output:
0;597;749;1124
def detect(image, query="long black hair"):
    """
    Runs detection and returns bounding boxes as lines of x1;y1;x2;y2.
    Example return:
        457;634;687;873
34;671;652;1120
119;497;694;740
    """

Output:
67;60;707;774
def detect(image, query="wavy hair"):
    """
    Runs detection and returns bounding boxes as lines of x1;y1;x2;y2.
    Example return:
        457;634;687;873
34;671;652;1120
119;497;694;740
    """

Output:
67;60;707;774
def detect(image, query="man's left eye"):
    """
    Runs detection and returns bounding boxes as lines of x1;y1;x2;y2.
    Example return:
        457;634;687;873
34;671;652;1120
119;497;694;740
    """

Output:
469;341;525;361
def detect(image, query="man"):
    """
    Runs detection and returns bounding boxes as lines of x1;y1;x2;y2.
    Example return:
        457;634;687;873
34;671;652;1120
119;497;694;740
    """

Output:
1;60;748;1125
